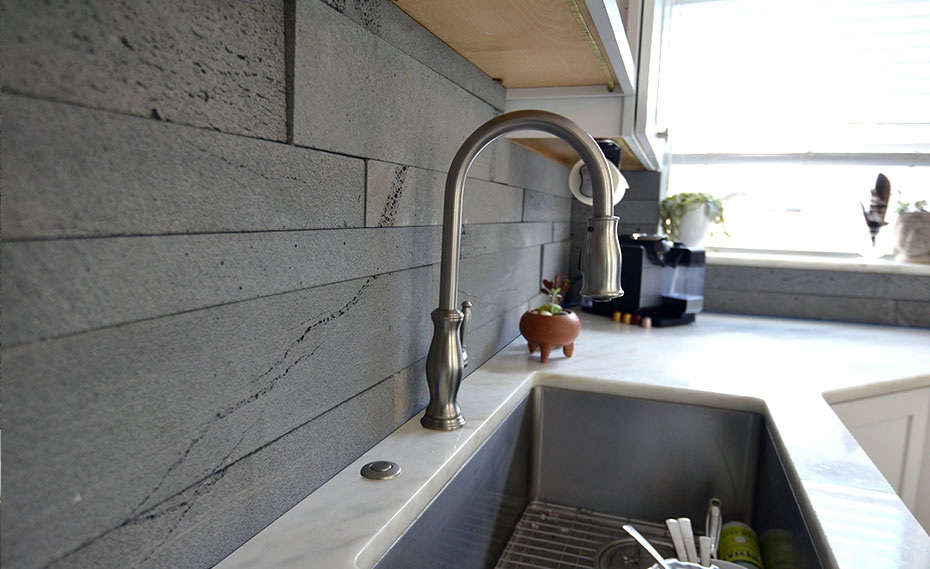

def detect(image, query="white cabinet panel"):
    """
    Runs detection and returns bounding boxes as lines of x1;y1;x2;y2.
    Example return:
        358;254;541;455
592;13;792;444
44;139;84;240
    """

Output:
624;0;672;170
832;387;930;512
844;414;910;494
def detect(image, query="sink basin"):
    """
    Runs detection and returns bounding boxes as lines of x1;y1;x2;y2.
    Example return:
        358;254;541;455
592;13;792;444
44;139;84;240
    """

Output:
373;386;830;569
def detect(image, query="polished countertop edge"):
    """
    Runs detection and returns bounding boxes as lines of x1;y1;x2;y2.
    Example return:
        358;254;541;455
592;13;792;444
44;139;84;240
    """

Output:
215;313;930;569
823;373;930;404
706;250;930;276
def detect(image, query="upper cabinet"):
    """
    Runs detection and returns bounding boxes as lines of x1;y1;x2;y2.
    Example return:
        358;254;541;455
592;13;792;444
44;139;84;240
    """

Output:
393;0;672;171
627;0;672;171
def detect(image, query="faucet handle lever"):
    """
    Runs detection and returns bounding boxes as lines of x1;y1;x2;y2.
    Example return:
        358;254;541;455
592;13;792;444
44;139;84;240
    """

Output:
460;301;472;368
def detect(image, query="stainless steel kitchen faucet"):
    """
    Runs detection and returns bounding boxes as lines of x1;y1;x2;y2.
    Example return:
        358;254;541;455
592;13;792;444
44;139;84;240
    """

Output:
421;110;624;430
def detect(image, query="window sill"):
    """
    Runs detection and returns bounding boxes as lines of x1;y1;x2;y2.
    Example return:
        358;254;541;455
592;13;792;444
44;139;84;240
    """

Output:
706;249;930;276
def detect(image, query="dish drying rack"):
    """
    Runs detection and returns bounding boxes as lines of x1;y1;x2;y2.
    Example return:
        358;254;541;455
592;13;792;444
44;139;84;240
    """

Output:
495;500;679;569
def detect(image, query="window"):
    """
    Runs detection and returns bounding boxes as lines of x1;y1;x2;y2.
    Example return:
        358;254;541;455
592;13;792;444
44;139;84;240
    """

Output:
663;0;930;255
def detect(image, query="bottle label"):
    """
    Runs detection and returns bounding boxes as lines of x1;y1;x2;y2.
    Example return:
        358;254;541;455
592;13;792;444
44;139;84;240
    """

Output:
718;523;764;569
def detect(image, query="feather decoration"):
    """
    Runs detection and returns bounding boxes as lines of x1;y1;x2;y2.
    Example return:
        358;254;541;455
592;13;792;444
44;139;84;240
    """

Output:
862;173;891;245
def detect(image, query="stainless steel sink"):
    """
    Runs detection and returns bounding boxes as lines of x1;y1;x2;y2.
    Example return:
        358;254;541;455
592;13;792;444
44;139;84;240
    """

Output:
373;387;830;569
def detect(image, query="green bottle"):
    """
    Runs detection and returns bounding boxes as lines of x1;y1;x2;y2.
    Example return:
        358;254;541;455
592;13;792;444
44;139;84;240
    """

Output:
717;521;764;569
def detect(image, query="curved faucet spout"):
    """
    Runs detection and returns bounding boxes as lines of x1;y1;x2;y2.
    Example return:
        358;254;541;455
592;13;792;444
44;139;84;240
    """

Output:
438;110;619;310
422;110;624;431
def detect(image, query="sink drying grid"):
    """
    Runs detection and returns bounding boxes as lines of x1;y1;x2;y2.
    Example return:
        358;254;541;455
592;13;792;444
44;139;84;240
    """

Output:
495;501;677;569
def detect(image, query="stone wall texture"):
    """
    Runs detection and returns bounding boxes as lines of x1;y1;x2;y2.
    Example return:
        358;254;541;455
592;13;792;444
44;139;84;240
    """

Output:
0;1;571;568
703;264;930;327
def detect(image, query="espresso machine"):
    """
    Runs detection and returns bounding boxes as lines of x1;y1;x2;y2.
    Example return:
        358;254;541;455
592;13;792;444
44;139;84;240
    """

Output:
583;234;706;326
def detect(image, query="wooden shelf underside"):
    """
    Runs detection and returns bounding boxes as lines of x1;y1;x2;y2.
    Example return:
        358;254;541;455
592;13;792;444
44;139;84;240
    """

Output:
393;1;646;170
392;0;618;89
510;137;645;170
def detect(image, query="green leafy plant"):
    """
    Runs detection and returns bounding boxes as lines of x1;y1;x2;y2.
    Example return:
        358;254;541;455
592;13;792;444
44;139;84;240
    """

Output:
658;192;726;242
537;274;570;316
896;199;928;214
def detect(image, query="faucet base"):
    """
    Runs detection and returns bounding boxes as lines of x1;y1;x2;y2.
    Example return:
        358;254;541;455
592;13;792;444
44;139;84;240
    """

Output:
423;308;467;430
420;413;467;431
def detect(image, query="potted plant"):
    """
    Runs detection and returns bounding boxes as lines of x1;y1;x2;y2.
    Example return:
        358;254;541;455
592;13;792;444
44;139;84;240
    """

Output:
894;199;930;263
519;274;580;363
659;192;726;247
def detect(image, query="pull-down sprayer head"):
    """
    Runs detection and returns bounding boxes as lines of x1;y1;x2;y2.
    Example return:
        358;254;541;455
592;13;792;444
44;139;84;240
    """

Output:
580;216;624;300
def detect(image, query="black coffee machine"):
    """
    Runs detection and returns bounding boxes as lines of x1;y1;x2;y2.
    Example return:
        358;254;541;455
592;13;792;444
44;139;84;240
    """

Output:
583;234;705;326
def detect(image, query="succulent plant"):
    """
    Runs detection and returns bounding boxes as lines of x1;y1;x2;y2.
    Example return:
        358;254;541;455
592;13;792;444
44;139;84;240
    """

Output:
537;274;571;316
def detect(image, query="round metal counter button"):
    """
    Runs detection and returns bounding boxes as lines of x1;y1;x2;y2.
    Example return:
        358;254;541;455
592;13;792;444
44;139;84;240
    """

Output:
360;460;401;480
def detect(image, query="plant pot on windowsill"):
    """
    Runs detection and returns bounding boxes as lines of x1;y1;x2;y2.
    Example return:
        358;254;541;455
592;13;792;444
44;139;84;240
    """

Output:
894;210;930;264
659;192;726;247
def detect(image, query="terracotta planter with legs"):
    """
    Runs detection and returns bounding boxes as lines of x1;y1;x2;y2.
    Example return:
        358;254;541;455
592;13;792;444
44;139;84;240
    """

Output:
519;309;581;363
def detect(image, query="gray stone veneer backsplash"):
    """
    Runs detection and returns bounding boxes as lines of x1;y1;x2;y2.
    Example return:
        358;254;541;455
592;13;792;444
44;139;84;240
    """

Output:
704;264;930;328
0;1;571;568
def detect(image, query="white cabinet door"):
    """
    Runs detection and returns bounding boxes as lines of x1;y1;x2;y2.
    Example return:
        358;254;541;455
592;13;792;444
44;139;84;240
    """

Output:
621;0;673;171
831;387;930;510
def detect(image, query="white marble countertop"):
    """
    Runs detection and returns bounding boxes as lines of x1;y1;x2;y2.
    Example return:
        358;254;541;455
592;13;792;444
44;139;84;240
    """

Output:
216;312;930;569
